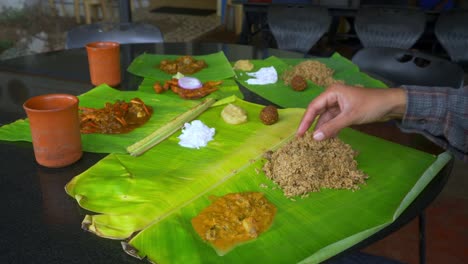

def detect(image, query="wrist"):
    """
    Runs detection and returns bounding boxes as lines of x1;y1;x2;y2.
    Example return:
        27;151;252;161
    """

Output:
386;88;407;119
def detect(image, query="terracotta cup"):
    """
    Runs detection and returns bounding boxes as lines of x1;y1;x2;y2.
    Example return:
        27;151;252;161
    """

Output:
85;41;121;87
23;94;83;168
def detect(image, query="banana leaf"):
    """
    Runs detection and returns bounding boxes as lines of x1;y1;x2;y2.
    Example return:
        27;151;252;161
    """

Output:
0;84;240;153
64;96;450;263
65;96;305;239
236;53;388;108
127;51;235;81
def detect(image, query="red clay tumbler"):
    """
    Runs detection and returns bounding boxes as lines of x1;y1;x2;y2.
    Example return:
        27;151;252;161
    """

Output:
86;41;121;87
23;94;83;168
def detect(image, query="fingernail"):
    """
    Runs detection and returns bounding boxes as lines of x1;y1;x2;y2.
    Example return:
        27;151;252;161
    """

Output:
313;131;325;141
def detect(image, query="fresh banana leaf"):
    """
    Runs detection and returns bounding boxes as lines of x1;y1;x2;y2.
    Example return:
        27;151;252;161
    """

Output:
65;96;305;239
127;151;449;264
127;51;235;81
236;53;388;108
0;85;217;153
65;96;449;263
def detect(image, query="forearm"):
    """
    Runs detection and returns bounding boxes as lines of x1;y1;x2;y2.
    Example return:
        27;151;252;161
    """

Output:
397;85;468;161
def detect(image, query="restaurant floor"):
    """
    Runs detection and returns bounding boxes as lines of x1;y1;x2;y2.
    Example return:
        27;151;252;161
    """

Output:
197;28;468;264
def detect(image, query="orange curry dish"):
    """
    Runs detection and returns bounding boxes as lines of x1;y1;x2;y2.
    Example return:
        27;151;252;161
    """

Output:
191;192;277;255
158;56;207;75
153;78;221;99
79;98;153;134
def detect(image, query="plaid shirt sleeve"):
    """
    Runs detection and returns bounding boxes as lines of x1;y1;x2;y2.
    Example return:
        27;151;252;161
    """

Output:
396;85;468;162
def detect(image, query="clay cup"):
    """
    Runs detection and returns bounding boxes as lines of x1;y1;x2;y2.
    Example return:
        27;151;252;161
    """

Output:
86;41;121;87
23;94;83;168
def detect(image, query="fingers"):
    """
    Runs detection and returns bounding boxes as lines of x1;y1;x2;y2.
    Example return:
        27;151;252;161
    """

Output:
296;90;338;136
296;100;324;136
315;106;340;130
313;112;352;141
297;84;403;141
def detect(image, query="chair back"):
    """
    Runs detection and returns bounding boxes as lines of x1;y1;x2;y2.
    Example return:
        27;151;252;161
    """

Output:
352;47;464;88
267;5;331;54
66;22;164;49
434;10;468;65
354;6;426;49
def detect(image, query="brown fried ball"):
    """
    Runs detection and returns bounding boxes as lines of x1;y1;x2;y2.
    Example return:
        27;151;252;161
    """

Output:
290;75;307;91
260;105;279;125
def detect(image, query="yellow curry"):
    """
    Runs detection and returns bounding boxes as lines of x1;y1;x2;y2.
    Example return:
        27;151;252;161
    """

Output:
191;192;277;255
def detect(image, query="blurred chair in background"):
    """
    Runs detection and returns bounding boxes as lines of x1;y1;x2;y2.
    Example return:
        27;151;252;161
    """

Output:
267;5;332;55
434;9;468;67
49;0;68;17
74;0;110;24
354;5;426;49
224;0;244;35
65;22;164;49
352;47;464;88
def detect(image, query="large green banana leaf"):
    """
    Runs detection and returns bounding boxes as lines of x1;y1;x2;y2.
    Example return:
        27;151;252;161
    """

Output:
127;51;235;81
65;96;306;238
65;96;450;263
0;84;240;153
236;53;388;108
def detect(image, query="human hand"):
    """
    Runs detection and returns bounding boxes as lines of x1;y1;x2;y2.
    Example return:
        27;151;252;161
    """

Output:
296;84;407;140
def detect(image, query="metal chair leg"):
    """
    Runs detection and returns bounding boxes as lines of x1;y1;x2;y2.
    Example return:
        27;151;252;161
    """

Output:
419;211;426;264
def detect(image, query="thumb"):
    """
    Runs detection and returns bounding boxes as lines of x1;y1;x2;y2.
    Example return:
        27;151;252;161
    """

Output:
313;114;349;141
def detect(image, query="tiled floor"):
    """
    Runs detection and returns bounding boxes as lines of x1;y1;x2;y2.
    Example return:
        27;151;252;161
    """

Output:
198;27;468;264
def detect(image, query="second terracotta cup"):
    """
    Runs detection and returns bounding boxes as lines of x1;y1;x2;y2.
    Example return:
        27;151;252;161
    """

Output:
86;41;121;87
23;94;83;168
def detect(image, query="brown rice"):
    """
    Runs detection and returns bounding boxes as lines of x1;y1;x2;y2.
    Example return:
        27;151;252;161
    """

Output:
282;60;344;87
262;132;368;198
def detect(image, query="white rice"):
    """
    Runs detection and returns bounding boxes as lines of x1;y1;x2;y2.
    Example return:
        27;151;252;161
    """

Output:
246;66;278;85
178;120;215;149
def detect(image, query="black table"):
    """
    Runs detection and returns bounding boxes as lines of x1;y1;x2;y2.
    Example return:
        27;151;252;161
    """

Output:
0;43;451;264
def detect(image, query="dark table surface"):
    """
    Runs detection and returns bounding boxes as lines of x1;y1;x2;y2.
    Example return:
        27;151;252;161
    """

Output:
0;42;451;264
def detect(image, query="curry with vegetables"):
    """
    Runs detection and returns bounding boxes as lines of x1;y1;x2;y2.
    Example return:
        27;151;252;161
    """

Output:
191;192;277;255
158;55;207;75
79;98;152;134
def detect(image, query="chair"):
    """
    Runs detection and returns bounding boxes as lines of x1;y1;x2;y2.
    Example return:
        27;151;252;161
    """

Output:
354;6;426;49
434;9;468;66
224;0;243;34
352;47;464;88
65;22;164;49
267;5;331;55
74;0;110;24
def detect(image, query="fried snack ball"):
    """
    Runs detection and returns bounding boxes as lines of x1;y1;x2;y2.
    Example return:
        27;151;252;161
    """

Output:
221;104;248;125
260;105;279;125
290;75;307;91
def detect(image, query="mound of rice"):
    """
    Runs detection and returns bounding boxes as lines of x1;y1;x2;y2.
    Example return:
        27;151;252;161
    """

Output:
262;132;368;198
282;60;344;87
